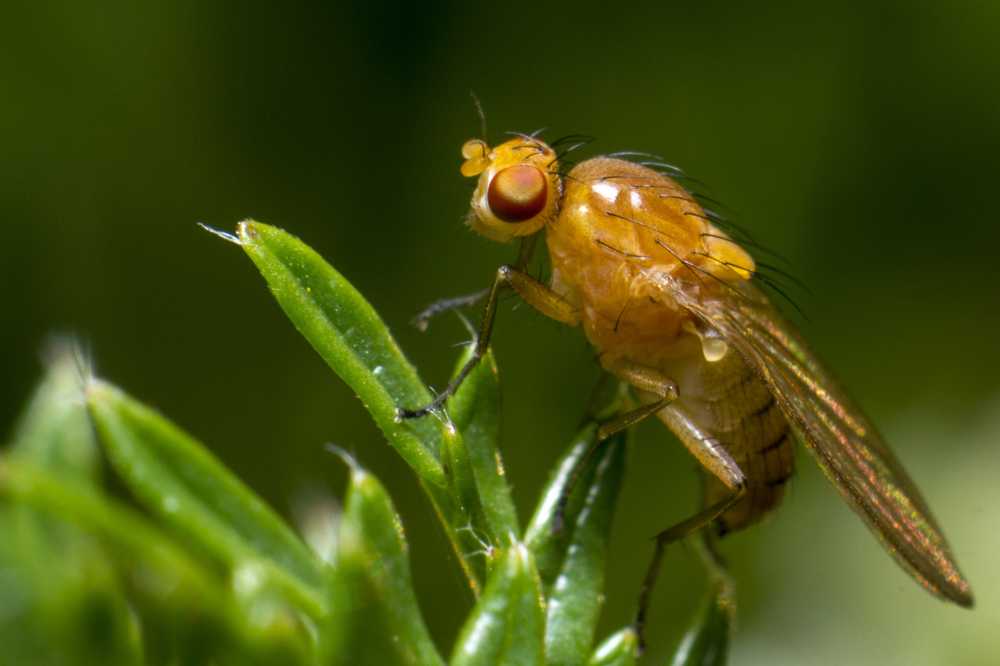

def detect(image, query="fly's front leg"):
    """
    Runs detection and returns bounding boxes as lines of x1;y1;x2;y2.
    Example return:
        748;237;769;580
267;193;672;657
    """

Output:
396;264;578;420
411;289;489;332
410;235;541;332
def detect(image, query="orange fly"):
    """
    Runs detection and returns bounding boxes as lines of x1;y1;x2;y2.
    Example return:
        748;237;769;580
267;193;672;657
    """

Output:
398;130;973;646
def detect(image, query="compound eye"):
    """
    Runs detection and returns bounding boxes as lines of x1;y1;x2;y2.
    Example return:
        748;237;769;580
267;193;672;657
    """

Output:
487;164;548;222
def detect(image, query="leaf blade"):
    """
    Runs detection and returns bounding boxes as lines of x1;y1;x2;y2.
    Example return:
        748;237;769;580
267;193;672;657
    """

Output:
588;628;638;666
326;454;444;666
87;380;325;618
237;221;446;488
447;347;519;546
450;544;545;666
235;220;490;593
541;434;626;665
0;461;314;665
669;583;732;666
8;343;99;482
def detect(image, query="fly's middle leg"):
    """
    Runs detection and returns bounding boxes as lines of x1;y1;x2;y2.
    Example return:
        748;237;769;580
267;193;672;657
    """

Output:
596;360;679;441
553;363;678;533
396;264;578;420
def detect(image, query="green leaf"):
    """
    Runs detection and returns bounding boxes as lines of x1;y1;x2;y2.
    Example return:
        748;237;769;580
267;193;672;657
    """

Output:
588;629;638;666
523;426;591;585
0;461;313;665
0;462;225;634
447;347;519;547
226;564;318;666
439;427;489;587
539;432;626;666
326;452;444;666
524;423;625;589
450;544;545;666
8;342;99;481
236;220;446;489
0;506;142;666
86;379;325;619
669;583;732;666
234;220;485;593
2;349;139;665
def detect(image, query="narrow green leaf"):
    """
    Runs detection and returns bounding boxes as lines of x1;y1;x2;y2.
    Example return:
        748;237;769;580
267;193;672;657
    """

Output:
524;426;592;585
227;564;318;666
0;507;142;666
86;379;325;619
448;347;519;546
524;424;626;589
669;583;732;666
2;346;140;665
0;460;226;613
8;342;99;481
234;220;484;593
588;628;638;666
439;427;489;587
236;220;446;489
541;434;626;666
449;544;545;666
326;454;444;666
0;461;314;665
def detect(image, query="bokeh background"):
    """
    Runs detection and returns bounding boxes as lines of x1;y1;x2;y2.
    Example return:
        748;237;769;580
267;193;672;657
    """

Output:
3;1;999;663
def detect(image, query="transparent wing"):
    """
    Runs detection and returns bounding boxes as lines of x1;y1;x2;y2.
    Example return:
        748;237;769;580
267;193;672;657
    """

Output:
670;278;973;606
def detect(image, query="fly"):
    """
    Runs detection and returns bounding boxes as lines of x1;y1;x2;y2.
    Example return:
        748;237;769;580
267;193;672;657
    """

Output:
397;130;973;648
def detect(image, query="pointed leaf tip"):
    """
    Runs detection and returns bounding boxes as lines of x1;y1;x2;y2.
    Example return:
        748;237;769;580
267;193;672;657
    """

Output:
86;380;325;618
328;461;443;666
237;221;447;489
669;584;732;666
589;628;638;666
450;543;545;666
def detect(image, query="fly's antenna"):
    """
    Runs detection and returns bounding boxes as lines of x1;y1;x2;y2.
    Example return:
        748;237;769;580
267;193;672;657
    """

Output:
469;90;488;141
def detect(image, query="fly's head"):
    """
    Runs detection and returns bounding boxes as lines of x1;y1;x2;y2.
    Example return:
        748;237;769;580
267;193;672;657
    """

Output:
460;136;562;242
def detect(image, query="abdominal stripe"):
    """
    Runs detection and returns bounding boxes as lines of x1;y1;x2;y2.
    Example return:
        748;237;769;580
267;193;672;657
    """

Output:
765;470;794;488
760;430;789;454
751;394;777;417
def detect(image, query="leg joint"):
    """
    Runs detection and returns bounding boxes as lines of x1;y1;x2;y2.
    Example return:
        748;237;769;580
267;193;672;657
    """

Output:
661;380;679;402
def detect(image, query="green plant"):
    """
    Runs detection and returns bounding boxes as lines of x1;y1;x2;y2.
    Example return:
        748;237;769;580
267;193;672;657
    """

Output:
0;221;729;665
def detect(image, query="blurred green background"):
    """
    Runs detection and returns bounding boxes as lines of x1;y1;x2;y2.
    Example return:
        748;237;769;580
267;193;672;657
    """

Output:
3;1;999;663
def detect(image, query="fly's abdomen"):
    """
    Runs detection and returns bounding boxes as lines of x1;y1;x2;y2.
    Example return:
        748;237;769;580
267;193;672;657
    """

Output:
660;343;795;534
708;384;794;535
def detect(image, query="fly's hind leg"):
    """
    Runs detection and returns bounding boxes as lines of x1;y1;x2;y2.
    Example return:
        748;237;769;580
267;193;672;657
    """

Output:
634;485;744;653
397;258;578;420
632;419;747;654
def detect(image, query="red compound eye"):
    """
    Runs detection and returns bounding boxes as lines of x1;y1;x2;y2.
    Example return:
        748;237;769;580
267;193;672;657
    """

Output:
487;164;548;222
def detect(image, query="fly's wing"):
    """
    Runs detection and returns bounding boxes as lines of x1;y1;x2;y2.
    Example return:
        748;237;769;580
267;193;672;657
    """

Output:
668;277;973;606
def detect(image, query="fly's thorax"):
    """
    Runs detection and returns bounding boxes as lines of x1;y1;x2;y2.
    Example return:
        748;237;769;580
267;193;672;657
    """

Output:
588;306;692;371
545;156;757;364
459;137;562;243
